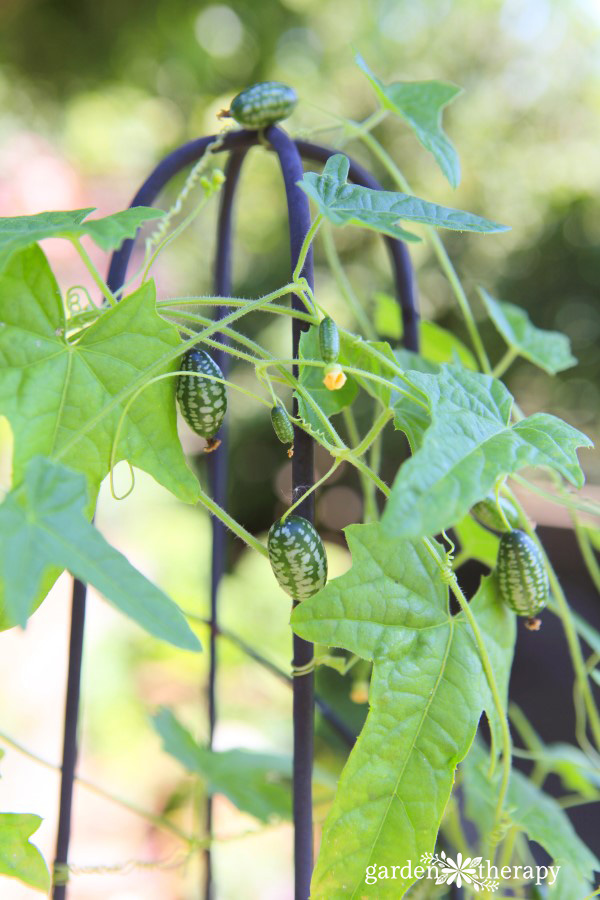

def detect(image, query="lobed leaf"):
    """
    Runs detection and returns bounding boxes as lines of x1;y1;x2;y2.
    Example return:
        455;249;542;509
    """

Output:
479;287;577;374
292;523;514;897
384;365;592;539
0;814;50;893
0;207;164;273
0;456;200;650
0;245;199;505
153;707;291;822
299;154;509;242
356;53;463;188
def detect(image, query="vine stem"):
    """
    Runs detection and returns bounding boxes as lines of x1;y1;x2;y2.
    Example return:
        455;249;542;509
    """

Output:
342;409;377;522
53;282;300;463
197;483;268;558
0;731;192;842
492;347;518;379
422;537;512;860
573;517;600;595
321;224;377;339
70;238;118;307
282;460;341;522
293;214;323;284
159;296;317;324
352;129;492;374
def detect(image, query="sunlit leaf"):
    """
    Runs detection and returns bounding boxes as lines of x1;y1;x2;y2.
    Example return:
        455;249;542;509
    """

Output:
292;523;513;897
0;814;50;893
0;245;199;504
479;287;577;374
0;207;164;273
299;155;508;242
356;53;462;187
384;365;591;539
0;456;200;649
153;707;291;822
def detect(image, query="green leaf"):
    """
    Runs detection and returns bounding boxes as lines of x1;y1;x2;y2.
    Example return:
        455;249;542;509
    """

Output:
384;365;592;539
0;456;200;650
0;245;199;504
153;707;291;822
356;54;462;188
462;741;599;882
339;332;400;405
470;576;516;758
454;513;500;569
0;207;164;273
0;814;50;892
479;288;577;374
299;154;509;242
420;321;477;369
291;523;513;898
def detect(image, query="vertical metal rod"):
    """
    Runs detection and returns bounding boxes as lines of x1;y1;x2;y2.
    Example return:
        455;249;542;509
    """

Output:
204;147;248;900
52;578;87;899
266;125;315;900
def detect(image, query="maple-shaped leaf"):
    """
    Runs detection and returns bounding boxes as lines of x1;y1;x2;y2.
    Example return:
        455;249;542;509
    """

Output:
292;524;515;898
0;207;163;273
0;813;50;893
0;244;199;505
356;54;463;188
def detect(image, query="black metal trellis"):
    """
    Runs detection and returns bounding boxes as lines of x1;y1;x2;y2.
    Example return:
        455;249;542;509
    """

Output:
52;123;418;900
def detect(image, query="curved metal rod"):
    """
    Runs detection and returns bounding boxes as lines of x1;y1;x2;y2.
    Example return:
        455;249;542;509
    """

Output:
295;139;419;353
266;124;315;900
53;127;416;898
204;147;248;900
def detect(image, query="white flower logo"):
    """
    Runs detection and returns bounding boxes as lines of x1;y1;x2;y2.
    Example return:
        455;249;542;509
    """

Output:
420;851;499;892
437;851;480;887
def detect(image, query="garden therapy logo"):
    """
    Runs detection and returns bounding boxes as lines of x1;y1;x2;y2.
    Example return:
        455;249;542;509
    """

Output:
364;851;561;889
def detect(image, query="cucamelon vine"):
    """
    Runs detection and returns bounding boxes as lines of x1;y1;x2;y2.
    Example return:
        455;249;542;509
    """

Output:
496;529;548;630
268;515;328;600
318;316;340;364
471;494;520;534
226;82;298;129
176;348;227;450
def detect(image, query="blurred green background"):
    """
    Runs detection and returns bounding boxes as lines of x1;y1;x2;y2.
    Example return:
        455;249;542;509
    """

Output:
0;0;599;897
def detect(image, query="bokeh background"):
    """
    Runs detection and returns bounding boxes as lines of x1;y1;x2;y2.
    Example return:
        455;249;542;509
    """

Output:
0;0;599;897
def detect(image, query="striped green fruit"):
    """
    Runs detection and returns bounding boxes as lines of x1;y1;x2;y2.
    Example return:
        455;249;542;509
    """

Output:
268;515;328;600
176;348;227;440
318;316;340;364
229;82;297;129
496;529;548;627
471;494;520;534
271;401;294;445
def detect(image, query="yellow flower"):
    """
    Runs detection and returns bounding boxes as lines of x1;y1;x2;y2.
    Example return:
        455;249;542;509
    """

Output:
323;363;347;391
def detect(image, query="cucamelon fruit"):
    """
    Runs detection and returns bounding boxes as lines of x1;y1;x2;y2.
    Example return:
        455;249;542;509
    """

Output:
271;401;294;449
318;316;340;364
227;82;297;129
496;529;548;630
268;515;328;600
471;494;520;534
176;348;227;449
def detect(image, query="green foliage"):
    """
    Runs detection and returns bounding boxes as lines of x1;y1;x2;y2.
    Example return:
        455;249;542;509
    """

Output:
356;54;462;188
299;155;509;242
292;524;515;897
0;207;163;273
0;245;199;504
479;288;577;375
0;813;50;893
0;456;199;648
153;707;291;822
296;326;358;436
384;365;591;539
462;741;599;887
